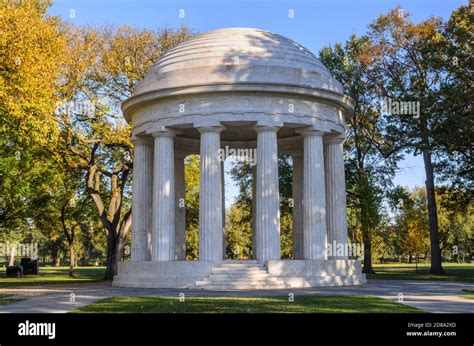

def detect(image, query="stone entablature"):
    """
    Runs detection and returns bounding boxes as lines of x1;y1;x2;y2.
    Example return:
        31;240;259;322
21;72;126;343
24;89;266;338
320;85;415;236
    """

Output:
129;91;347;138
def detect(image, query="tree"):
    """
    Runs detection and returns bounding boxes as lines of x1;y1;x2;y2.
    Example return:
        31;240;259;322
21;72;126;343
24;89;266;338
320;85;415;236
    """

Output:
54;25;193;279
436;187;473;262
0;0;64;233
225;205;252;259
278;155;294;258
365;6;472;273
320;35;400;274
58;176;89;277
184;155;200;259
394;187;430;263
434;6;473;193
228;161;254;258
0;1;71;265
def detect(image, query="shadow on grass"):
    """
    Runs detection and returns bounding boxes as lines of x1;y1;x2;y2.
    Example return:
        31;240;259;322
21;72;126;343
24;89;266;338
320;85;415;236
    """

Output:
0;266;106;288
368;263;474;283
72;295;425;314
0;294;24;305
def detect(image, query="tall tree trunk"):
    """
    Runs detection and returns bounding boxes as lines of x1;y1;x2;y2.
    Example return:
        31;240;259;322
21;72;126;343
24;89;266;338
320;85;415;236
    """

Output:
361;231;375;274
53;256;61;267
360;201;375;274
52;247;61;267
104;228;117;280
422;149;444;274
8;245;16;267
68;241;75;277
51;244;58;266
102;215;131;280
358;171;376;275
86;165;132;281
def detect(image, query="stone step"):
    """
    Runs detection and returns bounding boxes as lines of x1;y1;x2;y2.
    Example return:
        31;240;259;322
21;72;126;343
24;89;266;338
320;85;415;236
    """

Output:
210;271;267;277
192;261;289;289
206;277;282;283
210;272;268;276
219;260;260;264
212;264;266;269
208;271;272;276
194;283;289;289
207;273;271;279
196;277;286;285
211;267;266;272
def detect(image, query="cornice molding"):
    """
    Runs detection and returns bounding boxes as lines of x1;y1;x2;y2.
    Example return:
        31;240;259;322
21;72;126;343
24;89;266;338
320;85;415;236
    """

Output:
122;83;355;121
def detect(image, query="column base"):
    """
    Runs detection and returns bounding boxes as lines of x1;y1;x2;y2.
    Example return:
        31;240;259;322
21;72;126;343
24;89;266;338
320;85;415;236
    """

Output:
113;260;366;289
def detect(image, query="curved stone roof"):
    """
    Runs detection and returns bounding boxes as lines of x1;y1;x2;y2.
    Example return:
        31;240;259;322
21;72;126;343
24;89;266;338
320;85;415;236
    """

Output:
132;28;343;97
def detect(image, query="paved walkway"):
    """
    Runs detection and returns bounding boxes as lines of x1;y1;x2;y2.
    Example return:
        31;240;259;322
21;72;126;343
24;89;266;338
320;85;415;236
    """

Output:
1;280;473;313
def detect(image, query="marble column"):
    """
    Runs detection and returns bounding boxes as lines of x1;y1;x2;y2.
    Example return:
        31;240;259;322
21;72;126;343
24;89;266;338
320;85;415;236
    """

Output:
151;130;176;261
301;130;328;260
292;152;304;259
131;137;153;261
174;152;186;260
198;126;224;261
325;136;348;259
255;126;280;261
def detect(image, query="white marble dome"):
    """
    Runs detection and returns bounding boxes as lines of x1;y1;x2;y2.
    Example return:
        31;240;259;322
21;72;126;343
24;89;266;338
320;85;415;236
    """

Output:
123;27;354;139
133;28;343;97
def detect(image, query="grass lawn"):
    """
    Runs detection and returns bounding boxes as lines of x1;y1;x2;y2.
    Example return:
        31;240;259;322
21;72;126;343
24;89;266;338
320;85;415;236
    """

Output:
73;295;424;313
0;266;105;288
461;289;474;299
369;262;474;283
0;294;23;305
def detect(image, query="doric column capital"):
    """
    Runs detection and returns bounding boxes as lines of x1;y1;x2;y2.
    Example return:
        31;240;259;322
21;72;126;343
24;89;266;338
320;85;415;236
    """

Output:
151;127;180;138
131;135;153;146
254;120;283;133
296;127;325;137
196;125;225;134
254;125;281;133
325;135;345;145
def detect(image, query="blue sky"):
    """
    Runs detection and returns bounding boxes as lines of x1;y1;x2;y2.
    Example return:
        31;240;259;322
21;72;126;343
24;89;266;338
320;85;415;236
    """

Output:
48;0;466;207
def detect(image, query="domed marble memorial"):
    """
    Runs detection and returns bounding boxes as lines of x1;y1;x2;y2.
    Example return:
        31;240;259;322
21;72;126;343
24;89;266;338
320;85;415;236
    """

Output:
113;28;366;289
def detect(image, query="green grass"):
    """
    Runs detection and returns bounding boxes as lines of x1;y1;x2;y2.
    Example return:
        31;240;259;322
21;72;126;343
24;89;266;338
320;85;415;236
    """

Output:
461;289;474;299
0;266;105;287
0;294;24;305
369;262;474;283
73;295;424;313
